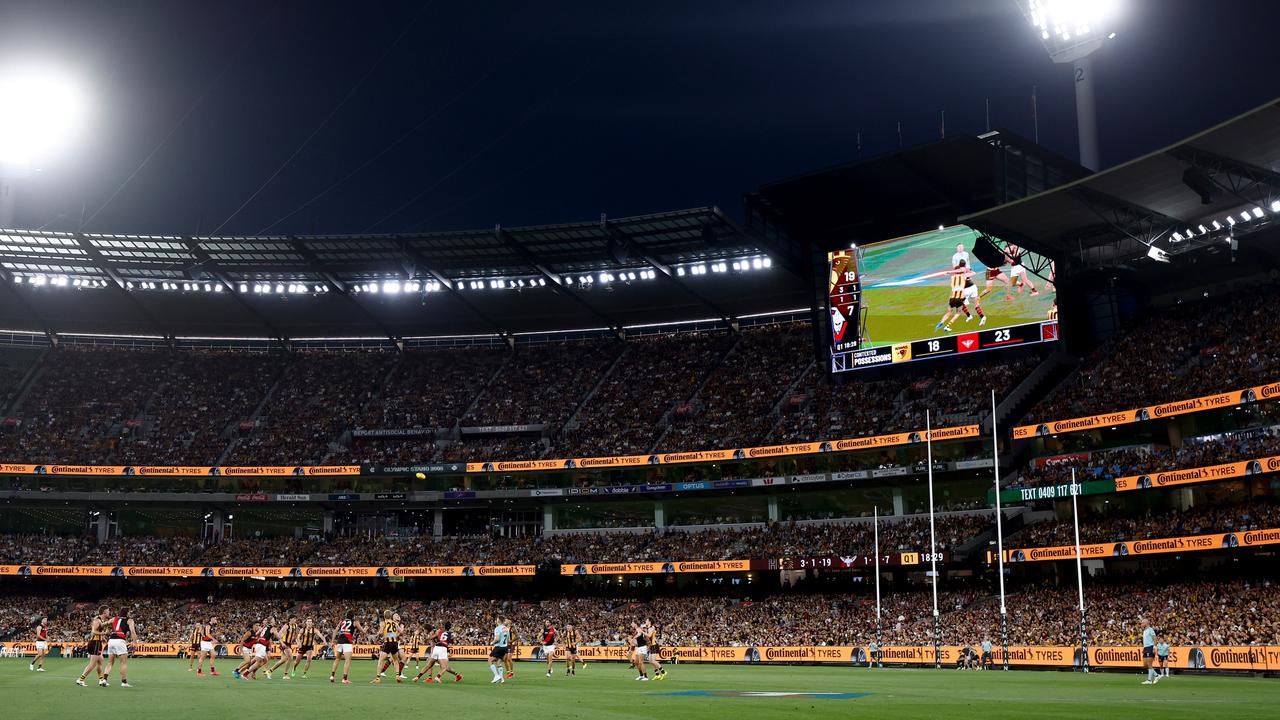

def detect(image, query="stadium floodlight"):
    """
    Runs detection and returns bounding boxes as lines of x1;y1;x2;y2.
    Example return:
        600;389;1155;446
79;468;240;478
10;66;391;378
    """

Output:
1146;245;1170;263
0;62;89;226
1271;200;1280;213
1017;0;1122;170
1251;207;1264;219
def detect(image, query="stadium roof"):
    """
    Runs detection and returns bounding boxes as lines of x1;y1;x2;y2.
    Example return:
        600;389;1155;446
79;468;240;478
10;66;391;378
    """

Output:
748;129;1088;251
962;98;1280;269
0;207;811;343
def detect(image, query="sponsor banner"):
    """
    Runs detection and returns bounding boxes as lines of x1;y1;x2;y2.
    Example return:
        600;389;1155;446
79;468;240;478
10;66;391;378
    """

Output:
329;493;360;501
372;492;407;500
1114;455;1280;492
830;470;870;481
1000;526;1280;563
234;493;269;502
992;478;1116;503
351;428;435;438
871;467;909;478
530;488;564;497
443;491;476;500
275;493;311;502
1033;452;1091;469
1012;380;1280;440
953;459;994;471
560;560;756;576
0;464;360;477
465;425;979;474
0;565;533;578
779;552;947;570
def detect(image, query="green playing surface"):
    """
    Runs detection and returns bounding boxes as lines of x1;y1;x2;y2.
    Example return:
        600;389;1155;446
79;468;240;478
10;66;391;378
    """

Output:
857;226;1055;348
5;658;1274;720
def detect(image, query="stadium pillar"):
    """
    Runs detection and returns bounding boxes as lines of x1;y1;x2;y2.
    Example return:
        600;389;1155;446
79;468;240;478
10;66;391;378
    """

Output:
93;511;108;543
542;507;553;534
653;502;665;529
766;497;778;523
433;510;444;539
210;510;225;541
891;488;904;516
322;511;334;536
1074;55;1100;171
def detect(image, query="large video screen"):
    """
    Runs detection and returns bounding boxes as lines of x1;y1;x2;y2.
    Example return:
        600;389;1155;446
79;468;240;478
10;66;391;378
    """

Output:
828;224;1058;372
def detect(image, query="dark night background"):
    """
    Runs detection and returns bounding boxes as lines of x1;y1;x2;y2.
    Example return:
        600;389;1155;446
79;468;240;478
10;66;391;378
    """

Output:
2;0;1278;237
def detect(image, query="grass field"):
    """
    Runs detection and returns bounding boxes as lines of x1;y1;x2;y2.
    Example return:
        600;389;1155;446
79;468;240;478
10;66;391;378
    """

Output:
4;658;1276;720
857;226;1055;348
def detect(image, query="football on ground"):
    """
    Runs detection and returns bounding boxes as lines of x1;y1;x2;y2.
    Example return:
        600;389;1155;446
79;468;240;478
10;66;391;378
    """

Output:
3;659;1273;720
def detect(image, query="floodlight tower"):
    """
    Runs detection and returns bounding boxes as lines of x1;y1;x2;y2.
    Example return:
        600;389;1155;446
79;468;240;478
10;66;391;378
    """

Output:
0;63;89;227
1017;0;1121;170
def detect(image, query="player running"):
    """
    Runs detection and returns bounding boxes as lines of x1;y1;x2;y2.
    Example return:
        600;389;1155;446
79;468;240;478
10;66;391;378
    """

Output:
330;612;364;685
232;625;256;678
240;617;276;680
30;616;50;672
487;616;511;684
416;621;463;684
266;616;300;680
291;618;326;679
540;621;558;677
561;623;581;676
102;608;136;688
935;261;972;333
1006;245;1038;295
1140;619;1160;685
194;616;219;677
76;607;110;687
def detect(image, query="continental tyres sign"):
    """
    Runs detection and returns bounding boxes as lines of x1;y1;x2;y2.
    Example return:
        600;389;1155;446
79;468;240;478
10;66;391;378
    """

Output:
1012;381;1280;440
0;564;534;578
1114;455;1280;491
998;527;1280;563
560;560;762;575
468;424;979;474
0;464;361;477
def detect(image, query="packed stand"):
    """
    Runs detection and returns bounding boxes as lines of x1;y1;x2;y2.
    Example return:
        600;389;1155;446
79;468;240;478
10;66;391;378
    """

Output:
227;351;397;465
1014;499;1280;547
462;342;620;430
561;332;734;457
1030;288;1280;423
662;324;811;451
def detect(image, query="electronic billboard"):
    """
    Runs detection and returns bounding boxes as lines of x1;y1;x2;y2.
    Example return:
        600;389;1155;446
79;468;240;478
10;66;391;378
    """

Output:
828;225;1058;372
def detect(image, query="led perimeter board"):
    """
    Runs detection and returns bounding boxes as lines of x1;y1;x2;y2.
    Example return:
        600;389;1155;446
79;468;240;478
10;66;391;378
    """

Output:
828;224;1058;372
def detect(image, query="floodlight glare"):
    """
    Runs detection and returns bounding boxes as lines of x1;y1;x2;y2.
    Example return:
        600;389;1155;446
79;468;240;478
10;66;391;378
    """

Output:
0;62;89;167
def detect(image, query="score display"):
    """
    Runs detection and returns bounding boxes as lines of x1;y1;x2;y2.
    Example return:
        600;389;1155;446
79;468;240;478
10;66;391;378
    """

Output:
827;225;1058;372
779;552;949;570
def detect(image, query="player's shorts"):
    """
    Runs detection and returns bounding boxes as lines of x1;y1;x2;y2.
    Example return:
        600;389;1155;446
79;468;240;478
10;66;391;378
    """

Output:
431;647;449;661
981;652;991;662
336;643;353;655
650;644;662;655
381;641;398;655
1010;264;1025;277
542;644;556;657
963;286;979;300
948;297;964;308
240;645;252;658
106;639;129;656
200;640;215;653
35;641;48;652
253;644;268;659
189;642;200;652
1143;646;1155;659
636;645;649;658
490;646;508;660
86;640;102;656
1158;654;1169;662
566;645;578;655
299;644;314;655
986;268;1002;280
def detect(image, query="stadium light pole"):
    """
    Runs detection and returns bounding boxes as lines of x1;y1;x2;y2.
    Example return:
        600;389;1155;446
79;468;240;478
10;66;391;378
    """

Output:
926;410;940;669
0;62;89;227
991;389;1009;670
1070;467;1089;672
1016;0;1122;170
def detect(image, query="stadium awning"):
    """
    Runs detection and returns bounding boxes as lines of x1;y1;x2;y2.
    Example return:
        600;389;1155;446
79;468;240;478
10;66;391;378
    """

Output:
962;98;1280;269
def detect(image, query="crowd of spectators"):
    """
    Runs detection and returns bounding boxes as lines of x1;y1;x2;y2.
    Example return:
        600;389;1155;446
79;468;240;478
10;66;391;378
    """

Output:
0;513;994;569
663;324;812;452
1009;428;1280;490
5;575;1274;648
462;342;619;430
1015;499;1280;547
1030;287;1280;423
561;332;734;457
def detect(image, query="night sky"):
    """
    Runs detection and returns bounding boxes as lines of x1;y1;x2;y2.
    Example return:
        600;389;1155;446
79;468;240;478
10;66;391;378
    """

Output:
3;0;1278;237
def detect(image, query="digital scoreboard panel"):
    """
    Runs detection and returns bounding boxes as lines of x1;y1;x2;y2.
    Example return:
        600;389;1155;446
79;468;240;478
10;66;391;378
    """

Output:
827;224;1058;373
779;552;949;570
